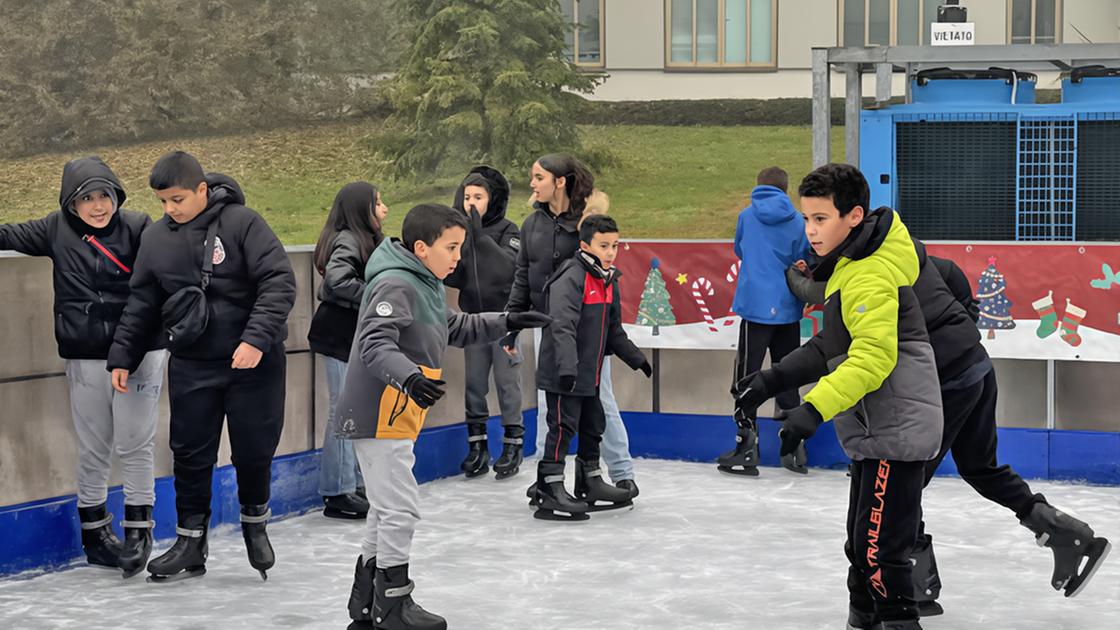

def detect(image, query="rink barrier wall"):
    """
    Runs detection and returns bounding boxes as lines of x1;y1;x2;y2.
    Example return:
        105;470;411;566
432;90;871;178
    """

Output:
0;413;539;578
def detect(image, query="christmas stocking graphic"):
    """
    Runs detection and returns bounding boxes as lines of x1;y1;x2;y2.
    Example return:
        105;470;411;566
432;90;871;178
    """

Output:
1059;299;1086;347
1032;291;1059;339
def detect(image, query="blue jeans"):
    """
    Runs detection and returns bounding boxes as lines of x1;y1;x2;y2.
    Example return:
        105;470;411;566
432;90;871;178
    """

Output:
534;330;634;482
320;356;363;496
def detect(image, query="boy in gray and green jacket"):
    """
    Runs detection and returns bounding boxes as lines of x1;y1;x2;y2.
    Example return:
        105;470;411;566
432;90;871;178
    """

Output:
336;204;550;629
735;164;942;630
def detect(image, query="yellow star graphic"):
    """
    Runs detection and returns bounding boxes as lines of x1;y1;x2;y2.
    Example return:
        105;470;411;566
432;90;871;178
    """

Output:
676;273;688;285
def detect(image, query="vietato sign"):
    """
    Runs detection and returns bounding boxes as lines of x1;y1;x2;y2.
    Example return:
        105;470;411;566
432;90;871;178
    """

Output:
931;22;975;46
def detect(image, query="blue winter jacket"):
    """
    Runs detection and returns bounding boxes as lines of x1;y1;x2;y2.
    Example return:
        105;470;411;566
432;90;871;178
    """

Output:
732;185;811;324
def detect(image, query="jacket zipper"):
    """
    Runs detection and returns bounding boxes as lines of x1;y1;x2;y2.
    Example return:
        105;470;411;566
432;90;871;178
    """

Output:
595;280;608;386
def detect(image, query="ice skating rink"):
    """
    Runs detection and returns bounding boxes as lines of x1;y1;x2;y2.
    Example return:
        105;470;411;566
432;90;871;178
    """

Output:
1;459;1117;630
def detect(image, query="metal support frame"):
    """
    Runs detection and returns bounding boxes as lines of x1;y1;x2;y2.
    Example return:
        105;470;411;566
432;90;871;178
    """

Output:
810;43;1120;171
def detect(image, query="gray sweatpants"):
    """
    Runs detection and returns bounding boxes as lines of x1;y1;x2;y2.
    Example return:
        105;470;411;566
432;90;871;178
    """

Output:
354;438;419;569
65;350;167;508
464;340;523;427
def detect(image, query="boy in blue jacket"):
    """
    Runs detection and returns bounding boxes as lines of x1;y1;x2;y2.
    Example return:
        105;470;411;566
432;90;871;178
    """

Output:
718;167;811;477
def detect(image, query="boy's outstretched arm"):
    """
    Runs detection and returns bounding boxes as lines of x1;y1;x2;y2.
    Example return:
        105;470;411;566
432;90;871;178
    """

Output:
357;278;423;388
239;213;297;358
0;216;53;257
804;261;899;421
108;242;166;390
447;309;550;348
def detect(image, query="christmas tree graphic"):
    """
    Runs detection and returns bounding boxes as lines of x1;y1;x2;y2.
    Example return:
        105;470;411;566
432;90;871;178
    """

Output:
976;256;1016;339
635;257;677;336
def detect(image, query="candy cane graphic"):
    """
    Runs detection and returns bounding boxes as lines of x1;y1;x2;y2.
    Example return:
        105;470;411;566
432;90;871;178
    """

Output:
691;277;719;333
726;260;741;284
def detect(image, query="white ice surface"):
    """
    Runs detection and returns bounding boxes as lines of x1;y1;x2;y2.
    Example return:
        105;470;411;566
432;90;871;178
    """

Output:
2;459;1118;630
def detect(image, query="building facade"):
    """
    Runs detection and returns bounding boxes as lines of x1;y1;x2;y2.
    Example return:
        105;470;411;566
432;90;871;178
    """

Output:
560;0;1120;100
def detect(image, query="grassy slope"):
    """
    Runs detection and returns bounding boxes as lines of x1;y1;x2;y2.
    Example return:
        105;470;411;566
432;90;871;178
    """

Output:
0;121;844;243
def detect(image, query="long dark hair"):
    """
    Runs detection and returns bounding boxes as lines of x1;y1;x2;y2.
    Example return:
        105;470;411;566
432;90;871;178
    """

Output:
313;181;384;275
536;153;595;215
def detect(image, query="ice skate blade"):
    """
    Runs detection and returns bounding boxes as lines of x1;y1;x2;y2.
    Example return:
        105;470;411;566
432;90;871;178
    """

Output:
462;466;490;479
917;600;944;617
1065;538;1111;598
780;454;809;475
717;464;760;477
494;466;520;480
583;500;634;513
146;566;206;583
533;508;590;522
258;569;268;581
121;564;146;579
324;508;367;520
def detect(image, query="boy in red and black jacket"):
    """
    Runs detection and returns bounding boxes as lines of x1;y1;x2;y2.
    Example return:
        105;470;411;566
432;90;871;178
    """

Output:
532;215;651;521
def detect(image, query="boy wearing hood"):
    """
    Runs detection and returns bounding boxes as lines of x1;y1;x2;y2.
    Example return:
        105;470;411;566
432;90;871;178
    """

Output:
1;157;167;577
107;151;296;583
718;167;811;477
735;164;942;629
337;204;550;629
443;166;526;480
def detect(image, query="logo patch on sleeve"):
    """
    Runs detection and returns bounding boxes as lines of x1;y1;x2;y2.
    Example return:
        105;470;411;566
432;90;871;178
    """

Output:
509;237;521;250
212;236;226;265
375;301;394;316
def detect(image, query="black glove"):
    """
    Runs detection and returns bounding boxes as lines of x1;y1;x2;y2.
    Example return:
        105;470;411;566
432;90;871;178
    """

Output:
731;369;780;420
403;373;446;409
506;311;552;331
468;206;484;234
779;403;823;457
500;331;518;350
559;374;576;392
638;360;652;378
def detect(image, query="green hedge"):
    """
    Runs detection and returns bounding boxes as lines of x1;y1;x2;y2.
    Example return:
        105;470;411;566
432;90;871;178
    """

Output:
572;97;853;126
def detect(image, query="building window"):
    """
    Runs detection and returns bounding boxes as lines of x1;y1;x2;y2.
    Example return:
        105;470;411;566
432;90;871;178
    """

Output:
1009;0;1061;45
840;0;940;47
665;0;778;68
561;0;604;67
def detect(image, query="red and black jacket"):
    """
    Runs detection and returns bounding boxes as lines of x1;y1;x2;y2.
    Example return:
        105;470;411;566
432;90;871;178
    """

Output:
536;251;647;396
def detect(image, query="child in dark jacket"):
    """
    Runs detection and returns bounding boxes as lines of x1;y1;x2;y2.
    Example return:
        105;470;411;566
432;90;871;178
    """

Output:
532;215;652;521
719;166;811;477
736;164;942;629
336;204;550;628
0;156;166;577
308;181;388;519
443;166;526;480
107;151;296;583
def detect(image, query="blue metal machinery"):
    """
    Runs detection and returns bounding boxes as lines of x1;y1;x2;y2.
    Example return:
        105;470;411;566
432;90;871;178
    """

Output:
860;66;1120;242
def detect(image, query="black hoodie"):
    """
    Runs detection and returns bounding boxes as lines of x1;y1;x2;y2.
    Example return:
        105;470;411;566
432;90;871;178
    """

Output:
0;157;157;359
107;173;296;372
505;201;582;313
443;166;520;314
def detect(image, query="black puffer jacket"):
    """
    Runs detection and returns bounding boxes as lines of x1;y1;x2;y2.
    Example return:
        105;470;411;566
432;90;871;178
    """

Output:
309;229;369;361
108;173;296;371
505;201;581;313
0;157;158;359
444;166;520;313
536;252;647;396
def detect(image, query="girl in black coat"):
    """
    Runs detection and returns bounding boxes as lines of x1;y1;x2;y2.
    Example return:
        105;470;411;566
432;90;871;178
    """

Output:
309;182;387;518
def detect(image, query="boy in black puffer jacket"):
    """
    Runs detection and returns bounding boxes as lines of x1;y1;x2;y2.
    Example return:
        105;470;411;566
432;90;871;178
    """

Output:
107;151;296;583
444;166;525;480
1;157;166;578
532;215;651;521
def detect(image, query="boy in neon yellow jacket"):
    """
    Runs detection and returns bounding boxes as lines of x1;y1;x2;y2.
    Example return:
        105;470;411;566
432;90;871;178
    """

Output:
735;164;942;630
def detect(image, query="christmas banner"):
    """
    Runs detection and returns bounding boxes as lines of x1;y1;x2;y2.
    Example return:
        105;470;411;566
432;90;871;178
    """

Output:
615;240;1120;362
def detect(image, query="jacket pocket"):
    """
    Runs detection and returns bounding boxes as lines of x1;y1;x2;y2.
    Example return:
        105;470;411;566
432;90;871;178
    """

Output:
376;365;443;440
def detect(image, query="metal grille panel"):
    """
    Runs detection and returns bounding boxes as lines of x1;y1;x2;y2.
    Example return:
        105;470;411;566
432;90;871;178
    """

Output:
1016;118;1076;241
895;121;1017;240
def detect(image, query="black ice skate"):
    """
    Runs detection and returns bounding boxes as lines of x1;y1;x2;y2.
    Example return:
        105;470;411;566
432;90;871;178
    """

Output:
1020;501;1112;597
147;512;208;583
780;440;809;475
716;419;760;476
373;564;447;630
531;474;590;522
616;479;640;499
78;503;123;569
324;492;370;520
460;423;490;478
574;458;632;512
348;554;376;621
492;425;524;480
910;533;943;617
241;504;275;580
118;504;155;579
880;621;922;630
